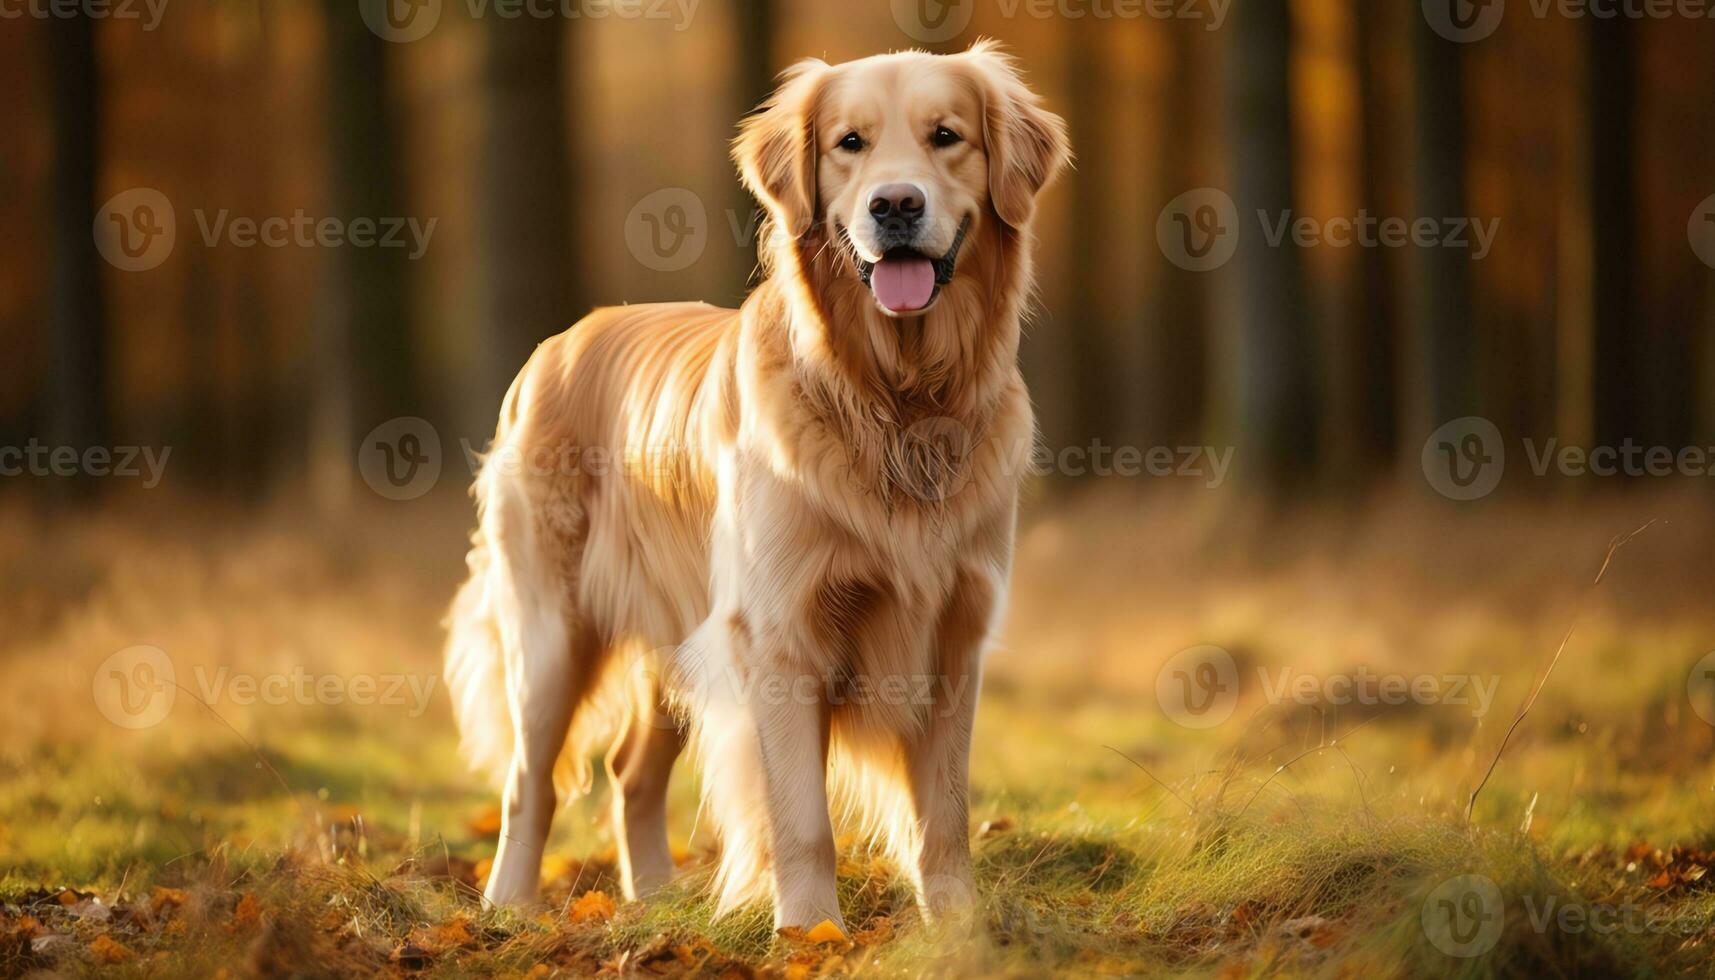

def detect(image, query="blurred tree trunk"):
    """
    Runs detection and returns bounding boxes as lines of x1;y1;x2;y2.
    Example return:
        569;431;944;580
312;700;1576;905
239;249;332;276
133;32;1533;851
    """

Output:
1221;0;1317;487
1405;7;1477;441
1586;20;1668;452
1144;23;1208;449
1348;0;1400;475
478;17;576;433
1587;18;1637;449
315;0;416;508
727;0;775;303
45;14;108;461
1065;23;1122;447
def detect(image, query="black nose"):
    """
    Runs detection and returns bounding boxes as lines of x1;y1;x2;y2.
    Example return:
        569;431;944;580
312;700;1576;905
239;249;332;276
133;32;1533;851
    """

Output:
868;183;927;222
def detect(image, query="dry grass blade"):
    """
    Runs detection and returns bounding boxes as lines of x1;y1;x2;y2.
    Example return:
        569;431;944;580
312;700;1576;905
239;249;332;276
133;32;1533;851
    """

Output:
1463;520;1657;824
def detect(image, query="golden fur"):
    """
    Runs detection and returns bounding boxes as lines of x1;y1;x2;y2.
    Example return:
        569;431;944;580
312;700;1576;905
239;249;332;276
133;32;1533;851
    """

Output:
444;40;1070;930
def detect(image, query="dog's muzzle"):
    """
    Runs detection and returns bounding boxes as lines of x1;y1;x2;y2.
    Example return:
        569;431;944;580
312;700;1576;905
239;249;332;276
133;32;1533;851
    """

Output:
854;216;972;315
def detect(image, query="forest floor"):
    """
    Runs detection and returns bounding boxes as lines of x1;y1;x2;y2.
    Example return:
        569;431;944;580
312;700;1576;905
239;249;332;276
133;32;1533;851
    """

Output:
4;485;1715;978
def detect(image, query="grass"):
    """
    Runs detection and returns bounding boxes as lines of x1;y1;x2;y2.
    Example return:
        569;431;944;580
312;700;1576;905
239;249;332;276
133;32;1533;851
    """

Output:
3;485;1715;976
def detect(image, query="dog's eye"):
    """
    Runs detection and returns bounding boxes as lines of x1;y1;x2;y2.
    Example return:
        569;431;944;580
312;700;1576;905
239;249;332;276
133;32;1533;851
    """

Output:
837;132;865;152
931;126;962;148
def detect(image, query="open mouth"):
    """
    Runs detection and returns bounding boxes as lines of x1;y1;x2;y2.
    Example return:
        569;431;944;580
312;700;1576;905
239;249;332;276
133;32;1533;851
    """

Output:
855;216;971;316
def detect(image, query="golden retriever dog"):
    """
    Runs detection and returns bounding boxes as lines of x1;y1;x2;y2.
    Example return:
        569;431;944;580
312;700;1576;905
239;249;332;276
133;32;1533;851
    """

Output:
444;40;1069;931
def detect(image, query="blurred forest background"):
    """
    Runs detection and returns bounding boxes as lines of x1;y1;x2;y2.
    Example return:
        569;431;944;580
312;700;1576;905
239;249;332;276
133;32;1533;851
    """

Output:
2;0;1714;501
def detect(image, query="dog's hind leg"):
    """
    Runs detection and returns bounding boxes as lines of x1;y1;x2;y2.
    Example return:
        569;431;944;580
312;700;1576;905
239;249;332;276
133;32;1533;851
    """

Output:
607;671;685;899
482;479;599;907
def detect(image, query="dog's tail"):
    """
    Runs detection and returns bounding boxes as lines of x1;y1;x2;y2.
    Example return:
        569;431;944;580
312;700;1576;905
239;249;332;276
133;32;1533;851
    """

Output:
442;531;514;789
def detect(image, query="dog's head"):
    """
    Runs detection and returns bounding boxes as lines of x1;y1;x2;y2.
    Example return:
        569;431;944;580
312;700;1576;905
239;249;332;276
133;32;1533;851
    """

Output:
735;41;1069;318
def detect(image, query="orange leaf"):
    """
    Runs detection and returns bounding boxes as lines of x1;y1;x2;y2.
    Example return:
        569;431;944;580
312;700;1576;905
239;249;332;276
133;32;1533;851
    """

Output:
1647;870;1675;889
568;890;616;924
852;917;894;945
468;806;503;836
150;886;189;915
231;893;261;928
88;935;133;964
803;919;849;944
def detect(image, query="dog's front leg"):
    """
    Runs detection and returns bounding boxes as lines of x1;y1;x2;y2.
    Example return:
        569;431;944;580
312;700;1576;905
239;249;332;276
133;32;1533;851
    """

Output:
906;567;994;928
750;658;844;932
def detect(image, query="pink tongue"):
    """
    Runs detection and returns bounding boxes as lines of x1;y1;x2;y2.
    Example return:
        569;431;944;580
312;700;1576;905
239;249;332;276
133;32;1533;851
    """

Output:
871;255;935;312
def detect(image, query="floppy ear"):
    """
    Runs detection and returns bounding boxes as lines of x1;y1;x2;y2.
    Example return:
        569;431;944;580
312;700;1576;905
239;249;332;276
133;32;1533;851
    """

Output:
970;42;1071;229
732;59;828;240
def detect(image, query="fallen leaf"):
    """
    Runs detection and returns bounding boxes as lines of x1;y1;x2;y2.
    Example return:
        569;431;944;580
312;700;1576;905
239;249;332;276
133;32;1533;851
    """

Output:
467;806;503;837
803;919;849;944
567;890;615;924
852;917;894;945
150;886;189;915
231;893;261;928
88;934;132;964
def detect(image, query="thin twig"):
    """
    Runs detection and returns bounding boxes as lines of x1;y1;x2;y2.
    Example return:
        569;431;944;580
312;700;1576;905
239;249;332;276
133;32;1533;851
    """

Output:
1462;520;1656;824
